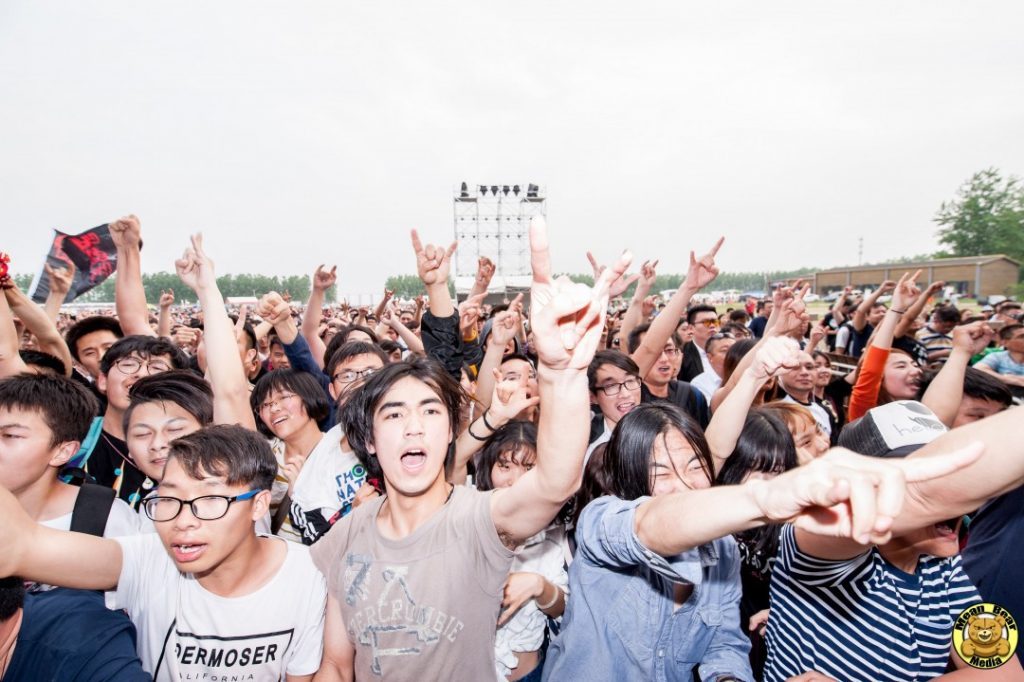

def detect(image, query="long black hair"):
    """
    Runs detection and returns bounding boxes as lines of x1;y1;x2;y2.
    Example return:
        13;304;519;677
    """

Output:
474;421;537;491
602;403;713;501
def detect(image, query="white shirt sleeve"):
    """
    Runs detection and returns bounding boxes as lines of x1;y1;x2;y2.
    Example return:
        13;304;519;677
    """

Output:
282;546;328;676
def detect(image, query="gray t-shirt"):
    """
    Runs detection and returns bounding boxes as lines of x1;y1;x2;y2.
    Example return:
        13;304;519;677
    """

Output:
311;485;514;681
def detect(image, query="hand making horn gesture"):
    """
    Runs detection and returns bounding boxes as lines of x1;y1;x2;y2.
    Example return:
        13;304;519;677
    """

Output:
529;217;632;371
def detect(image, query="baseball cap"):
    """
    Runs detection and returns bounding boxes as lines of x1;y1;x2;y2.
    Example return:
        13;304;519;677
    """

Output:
838;400;947;458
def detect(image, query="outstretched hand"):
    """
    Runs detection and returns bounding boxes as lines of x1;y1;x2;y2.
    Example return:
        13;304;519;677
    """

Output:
747;337;803;381
44;261;75;296
952;320;995;356
313;265;338;292
587;251;640;298
109;214;142;251
890;270;922;312
754;443;983;545
530;217;632;371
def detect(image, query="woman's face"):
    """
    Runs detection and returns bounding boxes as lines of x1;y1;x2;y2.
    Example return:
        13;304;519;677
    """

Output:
257;389;312;440
812;355;832;389
792;419;829;465
489;447;535;489
649;428;710;497
883;352;922;400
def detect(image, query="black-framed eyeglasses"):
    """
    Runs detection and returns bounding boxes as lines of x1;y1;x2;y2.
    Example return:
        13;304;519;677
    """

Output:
114;356;173;375
332;367;379;385
143;489;261;522
596;377;641;396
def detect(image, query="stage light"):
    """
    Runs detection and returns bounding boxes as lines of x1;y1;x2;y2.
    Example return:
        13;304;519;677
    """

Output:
527;184;539;198
502;185;510;196
513;185;520;195
490;185;499;196
460;182;469;199
479;185;488;195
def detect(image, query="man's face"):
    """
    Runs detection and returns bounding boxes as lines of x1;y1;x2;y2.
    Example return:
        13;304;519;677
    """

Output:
399;311;416;328
707;337;735;377
781;352;816;394
500;359;538;400
75;330;120;379
0;407;74;493
97;352;174;412
591;363;641;425
868;305;887;326
1005;327;1024;353
645;336;680;388
953;396;1007;428
152;458;268;575
650;429;709;497
691;311;720;347
268;343;290;370
761;301;774;317
329;353;386;407
126;401;203;482
366;376;453;497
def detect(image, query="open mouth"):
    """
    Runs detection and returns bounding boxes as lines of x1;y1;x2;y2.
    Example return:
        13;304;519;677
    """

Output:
933;517;960;539
272;415;289;426
400;448;428;472
171;542;207;563
616;400;636;415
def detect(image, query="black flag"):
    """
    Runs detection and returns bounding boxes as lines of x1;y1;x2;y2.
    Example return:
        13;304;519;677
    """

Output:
29;224;118;303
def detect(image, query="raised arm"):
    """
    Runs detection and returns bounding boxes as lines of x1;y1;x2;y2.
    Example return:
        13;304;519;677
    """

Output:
490;217;631;545
176;234;257;430
632;239;722;377
0;290;29;377
0;484;123;590
42;261;75;323
705;337;801;468
469;256;495;299
894;280;943;339
109;215;157;336
636;444;979;558
617;259;657;348
830;286;851;325
4;284;73;376
301;265;335;369
157;289;175;338
852;280;895;332
472;304;521;412
382;306;425;355
921;322;995;427
373;286;394;323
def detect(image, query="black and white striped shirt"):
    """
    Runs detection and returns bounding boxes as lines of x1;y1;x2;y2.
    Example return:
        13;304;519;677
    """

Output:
764;525;979;681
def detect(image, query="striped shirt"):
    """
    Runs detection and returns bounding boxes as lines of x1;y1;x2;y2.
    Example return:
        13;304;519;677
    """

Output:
764;525;980;682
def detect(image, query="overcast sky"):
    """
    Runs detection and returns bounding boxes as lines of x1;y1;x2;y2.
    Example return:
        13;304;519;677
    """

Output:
2;1;1022;298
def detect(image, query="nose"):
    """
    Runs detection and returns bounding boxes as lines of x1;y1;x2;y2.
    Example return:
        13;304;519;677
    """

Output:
404;411;425;438
172;503;201;531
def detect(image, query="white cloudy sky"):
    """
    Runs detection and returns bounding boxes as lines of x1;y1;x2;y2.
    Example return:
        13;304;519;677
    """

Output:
2;1;1022;297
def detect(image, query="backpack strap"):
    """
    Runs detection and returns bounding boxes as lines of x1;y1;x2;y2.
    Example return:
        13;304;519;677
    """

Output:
63;416;105;475
70;482;116;537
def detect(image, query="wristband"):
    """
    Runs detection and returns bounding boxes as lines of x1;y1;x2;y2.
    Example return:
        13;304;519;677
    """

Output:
536;582;560;610
481;410;497;432
888;308;906;315
467;420;490;442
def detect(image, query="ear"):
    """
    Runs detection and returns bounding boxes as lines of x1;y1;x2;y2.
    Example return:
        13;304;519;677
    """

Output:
96;372;109;396
589;392;598;405
997;615;1006;627
244;349;258;367
48;440;81;469
328;381;339;402
251;489;272;521
365;438;376;455
969;616;978;625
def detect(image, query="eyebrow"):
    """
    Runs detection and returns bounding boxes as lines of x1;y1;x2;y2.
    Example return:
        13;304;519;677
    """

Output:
0;422;30;430
377;397;443;413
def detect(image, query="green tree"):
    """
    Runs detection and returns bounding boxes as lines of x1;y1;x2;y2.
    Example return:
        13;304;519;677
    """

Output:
935;168;1024;264
384;275;427;299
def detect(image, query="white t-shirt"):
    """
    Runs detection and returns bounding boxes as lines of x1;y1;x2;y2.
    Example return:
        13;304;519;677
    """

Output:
273;424;368;545
41;495;141;537
690;369;722;402
112;533;326;681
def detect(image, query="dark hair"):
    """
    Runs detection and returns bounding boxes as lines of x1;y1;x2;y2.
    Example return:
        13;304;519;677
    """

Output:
0;374;99;446
229;314;257;351
573;441;612;527
716;408;798;486
602;403;713;500
251;369;330;437
811;350;832;367
999;323;1023;342
721;338;758;384
64;316;123;362
626;322;681;355
499;352;536;369
323;325;381;367
99;335;189;375
341;356;468;488
720;322;749;338
587;350;640;393
932;305;961;325
474;421;537;491
167;425;277;491
686;305;717;325
0;576;25;621
267;334;285;351
379;339;402;357
124;370;214;435
918;366;1013;408
326;341;389;379
728;309;750;324
19;349;67;376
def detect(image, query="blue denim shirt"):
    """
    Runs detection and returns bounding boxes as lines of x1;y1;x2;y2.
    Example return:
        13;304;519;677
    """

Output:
543;496;752;682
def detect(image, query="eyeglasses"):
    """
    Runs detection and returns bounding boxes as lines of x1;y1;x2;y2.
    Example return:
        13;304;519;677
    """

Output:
709;332;735;341
332;367;379;385
114;357;173;375
660;347;681;357
596;377;641;396
697;319;720;329
142;489;261;522
257;393;298;413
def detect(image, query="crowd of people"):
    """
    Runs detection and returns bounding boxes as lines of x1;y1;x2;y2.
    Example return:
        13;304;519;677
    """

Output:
0;213;1022;681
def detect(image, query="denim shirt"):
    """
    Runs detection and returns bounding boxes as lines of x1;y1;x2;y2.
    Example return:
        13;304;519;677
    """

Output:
543;496;752;682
